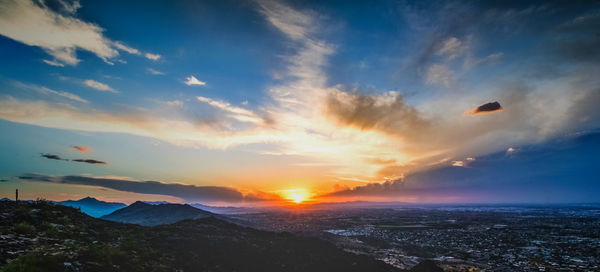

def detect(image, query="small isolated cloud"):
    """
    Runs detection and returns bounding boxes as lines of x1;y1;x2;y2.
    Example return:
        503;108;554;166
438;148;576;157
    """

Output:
185;76;206;86
72;159;107;165
83;79;117;93
145;53;161;60
451;160;464;167
468;101;503;115
147;68;164;75
41;153;66;161
18;174;265;203
72;145;90;152
42;59;65;67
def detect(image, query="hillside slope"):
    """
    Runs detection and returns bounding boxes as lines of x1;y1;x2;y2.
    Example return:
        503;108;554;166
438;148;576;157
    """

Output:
0;201;399;272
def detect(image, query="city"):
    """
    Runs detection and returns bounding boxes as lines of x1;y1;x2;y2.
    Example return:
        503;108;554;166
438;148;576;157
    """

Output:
233;205;600;271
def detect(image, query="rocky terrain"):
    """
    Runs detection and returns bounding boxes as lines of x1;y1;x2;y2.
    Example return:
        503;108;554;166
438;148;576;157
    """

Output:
0;200;411;272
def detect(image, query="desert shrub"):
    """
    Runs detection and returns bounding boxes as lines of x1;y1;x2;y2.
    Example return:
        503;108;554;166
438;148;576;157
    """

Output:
14;222;35;235
0;252;66;272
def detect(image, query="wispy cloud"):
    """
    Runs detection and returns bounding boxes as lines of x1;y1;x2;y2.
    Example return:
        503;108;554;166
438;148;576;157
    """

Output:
83;79;117;93
14;81;87;103
437;37;468;60
42;59;65;67
425;64;454;88
197;96;265;124
184;75;206;86
165;100;183;107
147;68;164;75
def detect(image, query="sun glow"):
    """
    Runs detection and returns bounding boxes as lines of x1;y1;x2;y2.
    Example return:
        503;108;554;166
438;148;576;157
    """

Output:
282;189;310;204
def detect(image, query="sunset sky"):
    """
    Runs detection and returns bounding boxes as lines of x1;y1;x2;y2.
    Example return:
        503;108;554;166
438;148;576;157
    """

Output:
0;0;599;205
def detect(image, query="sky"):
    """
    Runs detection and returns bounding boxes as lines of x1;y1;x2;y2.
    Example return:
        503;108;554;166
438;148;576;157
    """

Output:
0;0;599;205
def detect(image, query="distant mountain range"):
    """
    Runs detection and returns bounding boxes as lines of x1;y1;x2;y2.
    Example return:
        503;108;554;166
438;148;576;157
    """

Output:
58;197;126;218
101;201;215;226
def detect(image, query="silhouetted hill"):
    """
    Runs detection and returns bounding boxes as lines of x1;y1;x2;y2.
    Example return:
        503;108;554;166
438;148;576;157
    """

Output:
0;201;399;272
101;201;215;226
59;196;126;218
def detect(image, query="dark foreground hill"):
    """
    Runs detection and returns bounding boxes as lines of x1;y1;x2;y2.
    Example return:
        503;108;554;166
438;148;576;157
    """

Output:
101;201;215;226
59;196;126;218
0;200;401;272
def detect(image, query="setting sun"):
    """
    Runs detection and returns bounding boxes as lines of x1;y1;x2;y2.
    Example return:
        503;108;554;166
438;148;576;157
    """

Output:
281;189;310;204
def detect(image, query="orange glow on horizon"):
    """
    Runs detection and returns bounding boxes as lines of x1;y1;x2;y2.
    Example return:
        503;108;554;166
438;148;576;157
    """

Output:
281;189;310;204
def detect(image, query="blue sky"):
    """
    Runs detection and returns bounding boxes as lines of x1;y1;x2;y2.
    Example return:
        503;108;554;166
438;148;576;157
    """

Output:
0;0;598;204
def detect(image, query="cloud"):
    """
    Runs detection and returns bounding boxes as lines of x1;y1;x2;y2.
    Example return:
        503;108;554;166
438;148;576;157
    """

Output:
15;82;87;103
147;68;164;75
184;76;206;86
0;0;117;65
72;145;90;152
197;96;265;124
451;160;464;167
425;64;455;88
72;159;107;164
18;174;267;202
1;1;599;188
324;90;431;141
145;53;161;60
464;52;504;69
0;0;156;66
437;37;467;60
83;79;117;93
113;41;140;55
42;59;65;67
165;100;183;107
468;101;503;115
41;153;66;161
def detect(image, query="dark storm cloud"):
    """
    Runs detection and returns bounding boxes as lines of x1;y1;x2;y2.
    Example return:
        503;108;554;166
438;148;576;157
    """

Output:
18;174;266;202
469;101;503;115
72;159;107;165
40;153;67;161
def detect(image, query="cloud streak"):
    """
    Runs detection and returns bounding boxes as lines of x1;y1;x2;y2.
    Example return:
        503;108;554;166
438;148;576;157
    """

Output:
41;153;67;161
83;80;117;93
18;174;267;203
